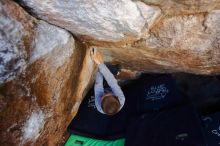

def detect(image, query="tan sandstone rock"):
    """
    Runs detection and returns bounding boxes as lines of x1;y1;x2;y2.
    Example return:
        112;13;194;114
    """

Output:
0;1;95;145
18;0;161;42
93;11;220;74
1;0;220;145
140;0;220;15
88;1;220;75
16;0;220;74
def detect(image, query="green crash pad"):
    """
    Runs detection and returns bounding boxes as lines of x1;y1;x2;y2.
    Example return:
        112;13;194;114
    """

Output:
65;134;125;146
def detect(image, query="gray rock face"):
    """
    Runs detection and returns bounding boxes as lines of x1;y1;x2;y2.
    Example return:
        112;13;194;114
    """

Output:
0;1;29;84
18;0;161;42
29;20;72;65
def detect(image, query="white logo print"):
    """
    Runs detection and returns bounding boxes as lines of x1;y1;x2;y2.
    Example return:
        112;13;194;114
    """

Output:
211;126;220;137
146;84;169;101
88;96;96;109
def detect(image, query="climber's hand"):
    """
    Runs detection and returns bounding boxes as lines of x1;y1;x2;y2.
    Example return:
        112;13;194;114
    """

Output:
91;48;103;65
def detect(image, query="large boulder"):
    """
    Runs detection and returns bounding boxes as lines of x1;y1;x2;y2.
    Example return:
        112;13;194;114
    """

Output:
91;5;220;74
141;0;220;15
94;11;220;74
0;1;95;145
17;0;220;74
18;0;161;42
1;0;220;145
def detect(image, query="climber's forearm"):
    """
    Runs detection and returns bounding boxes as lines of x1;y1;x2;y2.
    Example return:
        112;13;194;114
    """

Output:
98;63;125;108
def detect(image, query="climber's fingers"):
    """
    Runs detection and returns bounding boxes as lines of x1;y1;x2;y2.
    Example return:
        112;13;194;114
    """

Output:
91;47;98;55
90;48;103;65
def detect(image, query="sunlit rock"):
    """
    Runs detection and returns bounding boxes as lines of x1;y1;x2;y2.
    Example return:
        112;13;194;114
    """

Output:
94;10;220;74
1;0;220;145
0;0;34;84
18;0;161;42
141;0;220;15
0;1;95;145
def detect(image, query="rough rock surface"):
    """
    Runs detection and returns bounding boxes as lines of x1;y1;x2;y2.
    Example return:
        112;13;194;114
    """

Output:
141;0;220;15
17;0;220;74
0;0;34;84
0;1;95;145
1;0;220;146
94;12;220;74
91;5;220;74
18;0;161;42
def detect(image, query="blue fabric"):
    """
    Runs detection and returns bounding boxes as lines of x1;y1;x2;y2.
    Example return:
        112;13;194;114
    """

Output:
202;112;220;146
125;105;206;146
128;74;185;112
